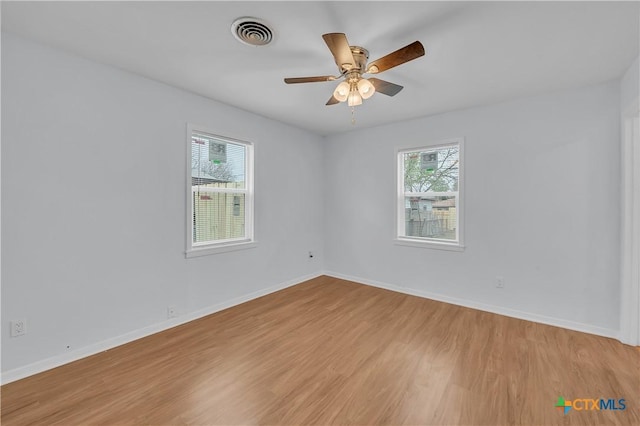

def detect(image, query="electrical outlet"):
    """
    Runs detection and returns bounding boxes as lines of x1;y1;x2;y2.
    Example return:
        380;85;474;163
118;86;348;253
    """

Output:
167;306;177;319
10;320;26;337
496;276;505;289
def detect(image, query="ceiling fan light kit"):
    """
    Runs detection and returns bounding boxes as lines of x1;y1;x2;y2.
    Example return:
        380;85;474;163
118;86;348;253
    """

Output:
357;78;375;99
348;89;363;107
333;81;350;102
284;32;425;124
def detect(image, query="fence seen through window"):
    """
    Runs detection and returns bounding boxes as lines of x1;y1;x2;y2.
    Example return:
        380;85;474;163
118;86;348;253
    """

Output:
399;142;461;244
191;132;252;247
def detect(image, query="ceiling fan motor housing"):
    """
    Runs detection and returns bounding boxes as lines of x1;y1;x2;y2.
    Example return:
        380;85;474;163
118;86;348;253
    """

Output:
341;46;369;73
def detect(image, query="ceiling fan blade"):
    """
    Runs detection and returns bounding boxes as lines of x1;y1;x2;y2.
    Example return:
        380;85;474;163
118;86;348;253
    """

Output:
366;41;425;74
284;76;337;84
326;95;340;106
322;33;356;72
369;78;404;96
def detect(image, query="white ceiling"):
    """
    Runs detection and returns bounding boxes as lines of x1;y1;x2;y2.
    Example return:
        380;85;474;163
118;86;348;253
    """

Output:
2;1;638;136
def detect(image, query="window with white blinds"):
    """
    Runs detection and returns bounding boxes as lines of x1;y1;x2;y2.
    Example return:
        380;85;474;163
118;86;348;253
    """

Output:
186;126;254;257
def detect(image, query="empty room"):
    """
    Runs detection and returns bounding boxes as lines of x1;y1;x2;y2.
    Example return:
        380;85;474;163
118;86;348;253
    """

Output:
1;1;639;425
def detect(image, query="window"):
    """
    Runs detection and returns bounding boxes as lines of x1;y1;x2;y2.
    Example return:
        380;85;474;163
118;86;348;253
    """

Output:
186;125;254;257
396;139;464;250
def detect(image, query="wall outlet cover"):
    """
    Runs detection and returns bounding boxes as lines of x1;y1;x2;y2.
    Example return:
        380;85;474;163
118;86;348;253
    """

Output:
10;320;26;337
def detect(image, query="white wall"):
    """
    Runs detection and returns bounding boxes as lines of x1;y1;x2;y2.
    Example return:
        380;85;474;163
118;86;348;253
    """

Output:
621;56;639;113
324;81;621;335
1;33;324;376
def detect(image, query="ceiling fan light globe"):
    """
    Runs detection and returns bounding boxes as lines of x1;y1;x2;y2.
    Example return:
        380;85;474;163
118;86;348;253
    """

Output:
347;90;363;107
333;81;350;102
357;79;376;99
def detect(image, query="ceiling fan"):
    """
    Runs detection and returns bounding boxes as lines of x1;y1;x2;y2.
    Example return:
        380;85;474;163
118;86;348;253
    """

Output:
284;33;425;110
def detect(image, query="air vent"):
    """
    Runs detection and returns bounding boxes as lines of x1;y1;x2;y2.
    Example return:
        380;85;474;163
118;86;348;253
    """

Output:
231;17;273;46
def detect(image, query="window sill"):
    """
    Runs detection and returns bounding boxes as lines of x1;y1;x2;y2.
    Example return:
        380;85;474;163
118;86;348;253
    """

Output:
394;238;465;252
186;240;258;258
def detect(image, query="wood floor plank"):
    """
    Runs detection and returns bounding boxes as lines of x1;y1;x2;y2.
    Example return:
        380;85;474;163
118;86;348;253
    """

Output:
2;275;638;425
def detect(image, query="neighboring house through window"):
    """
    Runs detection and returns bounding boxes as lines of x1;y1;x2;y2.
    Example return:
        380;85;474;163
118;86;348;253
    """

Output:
186;125;255;257
396;138;464;250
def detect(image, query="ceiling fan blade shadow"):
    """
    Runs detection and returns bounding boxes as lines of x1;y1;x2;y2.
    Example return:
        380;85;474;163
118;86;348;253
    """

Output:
369;78;403;96
284;76;337;84
366;41;425;74
322;33;356;72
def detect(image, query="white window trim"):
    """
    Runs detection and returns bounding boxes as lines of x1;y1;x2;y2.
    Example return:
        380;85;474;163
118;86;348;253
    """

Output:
395;138;465;251
185;123;256;258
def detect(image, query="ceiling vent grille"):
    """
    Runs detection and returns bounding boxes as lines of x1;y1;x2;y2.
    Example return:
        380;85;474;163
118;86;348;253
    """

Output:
231;17;273;46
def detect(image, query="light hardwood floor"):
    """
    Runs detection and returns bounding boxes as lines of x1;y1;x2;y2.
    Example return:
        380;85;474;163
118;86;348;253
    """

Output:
2;276;639;425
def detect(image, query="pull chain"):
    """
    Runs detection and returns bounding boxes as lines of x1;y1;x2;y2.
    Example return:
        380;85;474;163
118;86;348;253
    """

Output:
351;106;356;125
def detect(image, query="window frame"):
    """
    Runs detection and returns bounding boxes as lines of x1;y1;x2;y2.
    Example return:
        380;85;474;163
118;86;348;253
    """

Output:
395;138;465;251
186;124;256;258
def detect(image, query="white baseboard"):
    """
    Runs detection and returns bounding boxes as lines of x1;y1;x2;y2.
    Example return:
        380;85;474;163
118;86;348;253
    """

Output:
1;272;323;385
323;271;619;340
3;270;620;384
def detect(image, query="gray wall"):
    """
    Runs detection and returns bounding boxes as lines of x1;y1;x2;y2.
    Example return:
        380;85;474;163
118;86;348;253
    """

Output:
1;32;630;379
324;81;621;334
1;33;325;374
621;56;639;113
